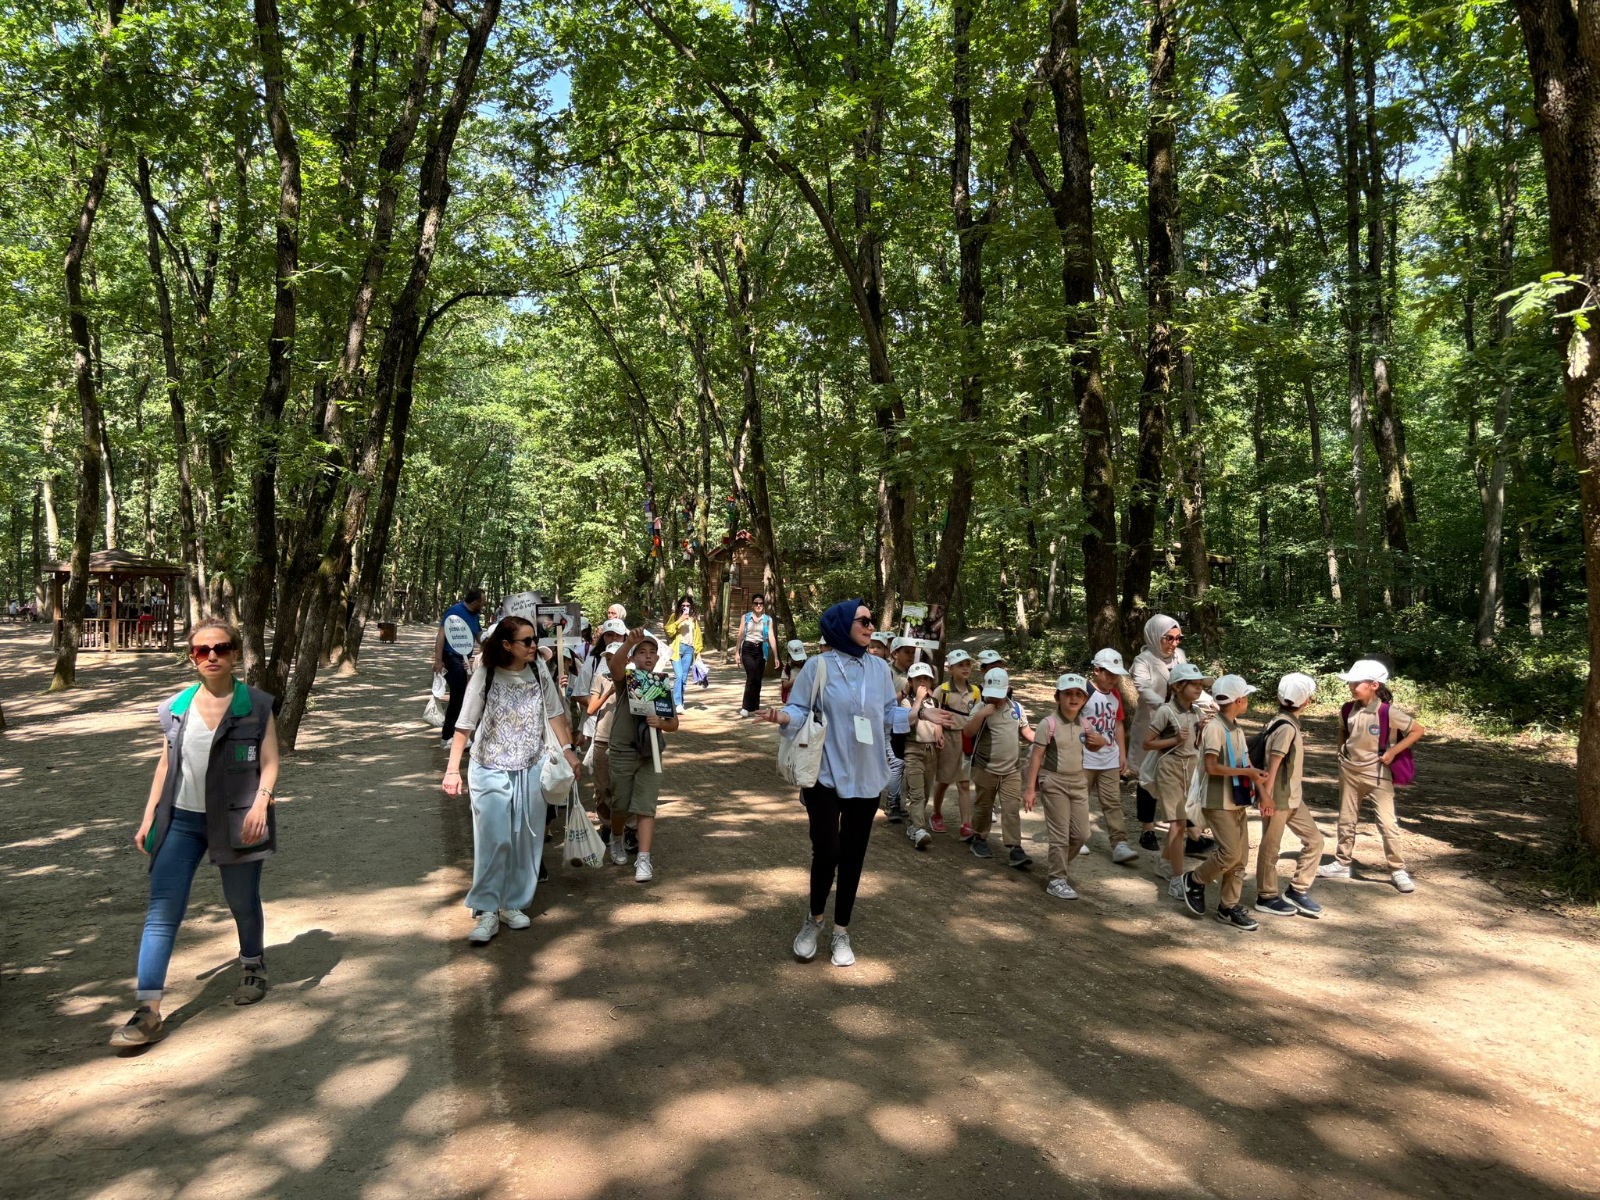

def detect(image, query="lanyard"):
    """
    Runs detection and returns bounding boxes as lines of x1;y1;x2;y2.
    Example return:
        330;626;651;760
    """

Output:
832;652;870;716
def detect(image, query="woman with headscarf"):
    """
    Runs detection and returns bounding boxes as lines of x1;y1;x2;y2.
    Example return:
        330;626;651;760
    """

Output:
1130;614;1190;852
751;599;909;968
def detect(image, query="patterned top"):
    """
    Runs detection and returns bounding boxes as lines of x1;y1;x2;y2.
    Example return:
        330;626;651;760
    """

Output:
456;662;563;772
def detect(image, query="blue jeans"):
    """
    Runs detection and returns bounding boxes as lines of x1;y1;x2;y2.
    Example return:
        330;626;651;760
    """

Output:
136;809;264;1001
672;643;694;708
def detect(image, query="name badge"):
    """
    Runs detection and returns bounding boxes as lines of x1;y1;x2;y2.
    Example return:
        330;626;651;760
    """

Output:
853;715;875;745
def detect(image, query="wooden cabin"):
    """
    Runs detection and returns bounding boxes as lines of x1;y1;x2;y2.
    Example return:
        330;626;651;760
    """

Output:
705;531;771;649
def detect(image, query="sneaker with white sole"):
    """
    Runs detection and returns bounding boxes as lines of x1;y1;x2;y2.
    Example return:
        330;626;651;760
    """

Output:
1284;886;1323;917
609;840;628;866
1390;869;1415;893
1167;875;1186;899
831;930;855;967
1317;861;1352;879
738;708;749;718
793;915;823;961
635;853;654;882
1077;843;1091;858
1179;871;1206;917
1111;841;1139;865
1046;879;1078;900
1253;895;1298;917
908;826;931;851
468;910;500;944
498;909;531;929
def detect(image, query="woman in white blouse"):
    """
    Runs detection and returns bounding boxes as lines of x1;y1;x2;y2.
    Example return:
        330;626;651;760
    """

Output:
441;616;582;944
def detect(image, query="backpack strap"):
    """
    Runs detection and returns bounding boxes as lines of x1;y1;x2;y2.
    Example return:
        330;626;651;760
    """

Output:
1378;702;1391;753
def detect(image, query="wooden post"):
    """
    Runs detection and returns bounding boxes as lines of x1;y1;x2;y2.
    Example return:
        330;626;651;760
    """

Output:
109;573;119;651
51;573;62;649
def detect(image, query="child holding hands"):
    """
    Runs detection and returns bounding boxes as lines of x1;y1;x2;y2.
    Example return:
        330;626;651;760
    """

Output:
1022;674;1092;899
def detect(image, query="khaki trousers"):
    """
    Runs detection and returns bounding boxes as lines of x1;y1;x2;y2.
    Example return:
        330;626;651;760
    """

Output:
972;768;1022;846
1257;803;1324;895
903;742;938;833
1336;767;1406;871
1195;807;1250;909
1082;768;1128;848
1038;770;1089;882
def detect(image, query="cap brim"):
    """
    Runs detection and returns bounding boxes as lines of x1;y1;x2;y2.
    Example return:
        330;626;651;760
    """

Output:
981;688;1007;698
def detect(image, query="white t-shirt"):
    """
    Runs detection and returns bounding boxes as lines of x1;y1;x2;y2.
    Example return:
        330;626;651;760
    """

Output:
175;710;218;813
1080;688;1124;771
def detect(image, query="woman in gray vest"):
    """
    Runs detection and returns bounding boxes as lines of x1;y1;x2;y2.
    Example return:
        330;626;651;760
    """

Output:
111;620;280;1049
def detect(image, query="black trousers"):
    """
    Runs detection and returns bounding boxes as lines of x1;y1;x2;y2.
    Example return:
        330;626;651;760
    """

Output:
440;657;469;741
740;641;767;711
1135;784;1158;825
802;784;879;926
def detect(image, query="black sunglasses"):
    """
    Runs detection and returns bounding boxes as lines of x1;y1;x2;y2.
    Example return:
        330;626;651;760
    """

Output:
509;636;536;648
854;615;875;627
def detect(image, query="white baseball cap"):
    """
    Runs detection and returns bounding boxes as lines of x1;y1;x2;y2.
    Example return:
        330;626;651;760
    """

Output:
944;649;972;666
907;662;935;681
870;630;894;645
890;636;917;652
599;618;627;638
981;668;1010;699
786;638;807;661
1211;673;1257;703
977;648;1004;665
1169;662;1206;685
1339;658;1390;684
1054;673;1089;693
1278;672;1318;707
1091;647;1129;676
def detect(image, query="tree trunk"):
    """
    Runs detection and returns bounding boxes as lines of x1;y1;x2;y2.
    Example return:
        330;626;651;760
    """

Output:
1512;0;1600;853
1475;157;1519;648
1120;0;1176;646
1339;6;1370;609
240;0;303;690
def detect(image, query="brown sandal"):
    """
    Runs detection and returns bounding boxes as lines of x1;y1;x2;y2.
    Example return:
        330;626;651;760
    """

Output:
108;1006;166;1049
232;971;269;1005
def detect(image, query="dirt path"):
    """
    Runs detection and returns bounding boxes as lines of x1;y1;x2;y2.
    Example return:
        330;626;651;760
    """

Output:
2;624;1598;1199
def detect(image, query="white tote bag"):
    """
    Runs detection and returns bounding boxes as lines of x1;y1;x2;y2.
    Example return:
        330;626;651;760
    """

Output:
564;798;607;867
540;718;576;805
1183;751;1208;827
423;697;445;728
777;655;828;789
430;670;449;700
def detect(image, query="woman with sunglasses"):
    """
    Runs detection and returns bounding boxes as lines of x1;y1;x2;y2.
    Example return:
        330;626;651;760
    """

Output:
751;599;909;968
442;615;581;945
1130;614;1193;852
111;620;280;1049
736;593;778;717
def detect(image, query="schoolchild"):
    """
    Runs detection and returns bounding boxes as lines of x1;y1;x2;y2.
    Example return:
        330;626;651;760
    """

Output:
964;668;1036;867
1082;648;1140;865
1022;674;1091;899
780;639;808;705
1318;659;1425;893
1254;672;1326;918
604;629;681;882
1178;674;1268;930
901;661;943;850
1142;661;1207;885
585;619;628;835
932;649;980;836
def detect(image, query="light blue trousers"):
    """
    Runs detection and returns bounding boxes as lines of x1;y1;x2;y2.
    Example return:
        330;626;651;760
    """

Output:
465;762;548;914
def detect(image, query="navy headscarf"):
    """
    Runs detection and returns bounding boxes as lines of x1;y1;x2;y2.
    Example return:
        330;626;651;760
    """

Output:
820;598;869;658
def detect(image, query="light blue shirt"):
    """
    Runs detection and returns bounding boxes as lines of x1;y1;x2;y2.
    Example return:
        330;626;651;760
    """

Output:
780;650;908;797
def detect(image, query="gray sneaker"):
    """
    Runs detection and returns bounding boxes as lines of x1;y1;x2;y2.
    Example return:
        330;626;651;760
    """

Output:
1111;840;1140;865
1046;879;1078;900
909;826;932;851
831;929;856;967
970;837;994;859
793;915;823;961
1317;860;1352;880
1390;869;1416;893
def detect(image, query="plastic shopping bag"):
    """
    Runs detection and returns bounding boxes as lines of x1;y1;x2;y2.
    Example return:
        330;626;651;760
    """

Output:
423;696;445;728
564;798;607;868
431;670;449;700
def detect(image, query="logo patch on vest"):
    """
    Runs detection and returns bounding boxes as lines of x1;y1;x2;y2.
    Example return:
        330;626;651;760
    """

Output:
1368;725;1381;736
235;744;258;765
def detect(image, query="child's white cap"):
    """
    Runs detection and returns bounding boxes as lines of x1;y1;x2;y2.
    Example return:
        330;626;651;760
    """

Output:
981;668;1010;699
1169;662;1206;685
1211;673;1257;703
890;636;918;652
907;662;935;680
870;630;894;645
1054;673;1089;693
1091;647;1129;676
1278;672;1318;707
977;648;1004;666
599;618;628;638
786;639;807;661
1338;658;1390;684
944;649;972;666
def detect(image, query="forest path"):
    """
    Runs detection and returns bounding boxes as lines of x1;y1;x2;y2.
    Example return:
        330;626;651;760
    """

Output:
1;624;1598;1199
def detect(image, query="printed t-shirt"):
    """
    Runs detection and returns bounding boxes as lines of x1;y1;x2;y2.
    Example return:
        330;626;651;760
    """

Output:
1263;714;1304;807
1036;713;1084;777
1339;698;1414;776
972;699;1029;776
1200;717;1250;809
1081;688;1124;771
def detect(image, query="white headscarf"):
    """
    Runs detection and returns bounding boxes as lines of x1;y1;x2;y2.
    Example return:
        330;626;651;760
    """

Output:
1143;614;1180;662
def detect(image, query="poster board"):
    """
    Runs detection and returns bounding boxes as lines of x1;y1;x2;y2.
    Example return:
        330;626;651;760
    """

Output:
442;614;475;658
624;667;673;772
504;591;539;621
536;603;583;651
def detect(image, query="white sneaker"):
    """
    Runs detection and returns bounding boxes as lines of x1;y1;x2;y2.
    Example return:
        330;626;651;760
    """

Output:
831;930;855;967
738;708;749;718
467;911;499;944
908;826;931;851
1317;861;1352;879
1046;879;1078;900
609;840;628;866
635;853;654;882
497;909;530;930
1077;843;1091;858
793;915;822;961
1155;859;1174;879
1111;841;1139;865
1167;876;1186;899
1391;869;1415;893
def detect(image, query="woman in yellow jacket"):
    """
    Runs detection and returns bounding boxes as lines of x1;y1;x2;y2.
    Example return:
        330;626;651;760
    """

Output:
666;595;704;713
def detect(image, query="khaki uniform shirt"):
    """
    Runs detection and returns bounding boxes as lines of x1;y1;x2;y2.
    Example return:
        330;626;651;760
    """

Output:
1264;713;1304;808
1200;717;1250;810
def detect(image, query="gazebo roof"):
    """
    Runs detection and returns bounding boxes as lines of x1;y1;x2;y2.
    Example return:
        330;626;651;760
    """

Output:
50;549;186;578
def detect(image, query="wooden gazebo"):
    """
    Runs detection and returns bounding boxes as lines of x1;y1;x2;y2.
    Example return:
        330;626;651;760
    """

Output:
50;549;185;652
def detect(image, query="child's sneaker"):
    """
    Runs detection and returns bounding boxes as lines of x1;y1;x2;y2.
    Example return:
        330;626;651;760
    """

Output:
1253;895;1298;917
930;814;947;834
1138;830;1160;851
1284;887;1323;918
1046;879;1078;900
1390;869;1415;893
1317;861;1352;880
609;840;628;866
958;822;975;843
635;853;653;883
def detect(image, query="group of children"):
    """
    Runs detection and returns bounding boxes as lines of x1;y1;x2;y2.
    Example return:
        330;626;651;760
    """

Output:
795;629;1429;930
